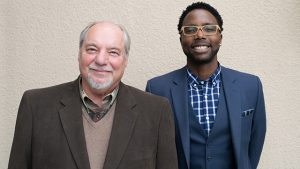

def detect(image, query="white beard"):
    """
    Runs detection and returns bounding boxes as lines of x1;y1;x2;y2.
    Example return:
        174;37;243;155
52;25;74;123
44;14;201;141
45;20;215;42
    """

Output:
87;72;113;90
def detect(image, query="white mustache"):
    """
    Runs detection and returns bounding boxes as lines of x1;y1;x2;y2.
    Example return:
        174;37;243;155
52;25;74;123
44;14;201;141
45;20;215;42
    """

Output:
89;65;113;72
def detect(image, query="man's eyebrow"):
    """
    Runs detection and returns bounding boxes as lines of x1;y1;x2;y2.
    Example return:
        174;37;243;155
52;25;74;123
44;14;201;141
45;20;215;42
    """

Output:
184;22;216;26
108;47;121;51
85;43;97;47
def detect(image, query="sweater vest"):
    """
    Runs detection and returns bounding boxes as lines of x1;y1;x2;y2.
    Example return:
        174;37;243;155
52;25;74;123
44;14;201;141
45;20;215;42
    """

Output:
82;101;116;169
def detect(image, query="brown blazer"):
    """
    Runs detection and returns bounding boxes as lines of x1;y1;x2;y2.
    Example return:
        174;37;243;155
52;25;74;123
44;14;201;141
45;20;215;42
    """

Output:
8;78;178;169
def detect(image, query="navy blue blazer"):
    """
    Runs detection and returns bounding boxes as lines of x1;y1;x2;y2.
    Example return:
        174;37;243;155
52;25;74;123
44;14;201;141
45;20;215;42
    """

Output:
146;66;266;169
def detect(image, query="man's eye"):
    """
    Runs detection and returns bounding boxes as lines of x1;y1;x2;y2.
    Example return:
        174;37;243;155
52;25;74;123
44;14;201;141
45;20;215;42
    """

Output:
203;26;216;32
86;48;97;53
109;51;120;56
185;27;197;33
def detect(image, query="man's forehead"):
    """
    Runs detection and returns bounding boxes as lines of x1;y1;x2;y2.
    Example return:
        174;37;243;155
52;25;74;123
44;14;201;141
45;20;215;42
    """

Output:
184;9;218;24
84;42;122;51
89;22;123;35
85;24;124;45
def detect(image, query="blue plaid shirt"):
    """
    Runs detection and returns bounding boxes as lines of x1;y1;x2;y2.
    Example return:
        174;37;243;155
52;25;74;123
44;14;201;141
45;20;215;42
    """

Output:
187;65;222;135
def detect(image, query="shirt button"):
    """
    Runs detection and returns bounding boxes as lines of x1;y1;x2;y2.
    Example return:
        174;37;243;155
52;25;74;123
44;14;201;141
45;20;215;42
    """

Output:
200;81;204;84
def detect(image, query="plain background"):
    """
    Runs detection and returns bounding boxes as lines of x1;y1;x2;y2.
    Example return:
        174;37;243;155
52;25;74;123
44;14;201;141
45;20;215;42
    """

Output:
1;0;300;168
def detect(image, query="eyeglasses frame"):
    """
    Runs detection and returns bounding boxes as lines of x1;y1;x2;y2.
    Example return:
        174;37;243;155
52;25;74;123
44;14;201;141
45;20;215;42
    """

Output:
180;25;221;36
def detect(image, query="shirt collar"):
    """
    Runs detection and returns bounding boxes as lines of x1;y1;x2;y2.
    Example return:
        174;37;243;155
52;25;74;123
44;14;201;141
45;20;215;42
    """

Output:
187;64;222;86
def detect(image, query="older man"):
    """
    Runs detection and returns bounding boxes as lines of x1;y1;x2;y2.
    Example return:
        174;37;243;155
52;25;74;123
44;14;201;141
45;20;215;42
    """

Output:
8;21;178;169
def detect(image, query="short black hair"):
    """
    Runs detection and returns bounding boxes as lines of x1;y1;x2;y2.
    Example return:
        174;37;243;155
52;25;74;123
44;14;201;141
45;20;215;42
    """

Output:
178;2;223;33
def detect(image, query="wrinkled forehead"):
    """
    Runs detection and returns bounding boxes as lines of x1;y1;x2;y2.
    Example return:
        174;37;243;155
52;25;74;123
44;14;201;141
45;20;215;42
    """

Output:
84;23;125;48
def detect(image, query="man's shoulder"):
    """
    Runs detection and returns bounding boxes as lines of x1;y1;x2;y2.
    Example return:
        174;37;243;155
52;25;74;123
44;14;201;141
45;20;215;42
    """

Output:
222;66;263;93
122;83;169;104
222;66;260;81
121;84;173;124
148;67;185;83
23;79;77;99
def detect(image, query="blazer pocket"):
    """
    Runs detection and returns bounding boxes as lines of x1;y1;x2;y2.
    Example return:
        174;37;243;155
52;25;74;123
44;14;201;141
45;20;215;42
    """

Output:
241;108;254;117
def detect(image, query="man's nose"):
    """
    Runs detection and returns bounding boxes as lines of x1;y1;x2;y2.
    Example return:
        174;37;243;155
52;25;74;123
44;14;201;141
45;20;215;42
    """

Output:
195;29;205;39
94;50;108;65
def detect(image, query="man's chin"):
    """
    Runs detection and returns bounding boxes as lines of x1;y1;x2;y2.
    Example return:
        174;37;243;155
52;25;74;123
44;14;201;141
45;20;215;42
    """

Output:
185;51;216;65
87;77;113;90
188;57;213;65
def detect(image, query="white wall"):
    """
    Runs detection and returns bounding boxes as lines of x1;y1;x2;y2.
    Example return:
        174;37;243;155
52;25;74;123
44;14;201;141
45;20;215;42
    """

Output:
1;0;300;168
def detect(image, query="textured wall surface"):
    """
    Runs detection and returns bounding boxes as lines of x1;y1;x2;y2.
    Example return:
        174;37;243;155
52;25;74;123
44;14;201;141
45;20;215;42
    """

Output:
1;0;300;168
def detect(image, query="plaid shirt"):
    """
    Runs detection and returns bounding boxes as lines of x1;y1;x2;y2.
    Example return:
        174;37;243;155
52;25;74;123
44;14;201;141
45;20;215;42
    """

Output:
187;65;222;135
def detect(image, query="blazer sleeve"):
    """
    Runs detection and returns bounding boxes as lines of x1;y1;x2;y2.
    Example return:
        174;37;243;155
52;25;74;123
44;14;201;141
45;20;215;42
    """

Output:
156;99;178;169
249;77;266;169
8;91;33;169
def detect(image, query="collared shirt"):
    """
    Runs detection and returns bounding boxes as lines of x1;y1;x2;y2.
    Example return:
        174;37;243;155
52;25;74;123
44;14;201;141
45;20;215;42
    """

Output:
187;65;222;135
79;77;118;122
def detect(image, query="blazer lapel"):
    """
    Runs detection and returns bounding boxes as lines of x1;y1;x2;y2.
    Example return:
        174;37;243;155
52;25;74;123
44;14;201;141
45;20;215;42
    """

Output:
171;67;190;169
221;67;242;166
59;79;91;169
103;83;138;169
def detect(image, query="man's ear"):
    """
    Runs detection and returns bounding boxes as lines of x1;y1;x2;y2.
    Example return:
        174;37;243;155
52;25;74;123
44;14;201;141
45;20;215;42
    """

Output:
78;51;81;62
123;56;128;67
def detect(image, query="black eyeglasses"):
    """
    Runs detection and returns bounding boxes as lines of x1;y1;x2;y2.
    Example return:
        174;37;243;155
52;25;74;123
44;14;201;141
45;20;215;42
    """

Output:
180;25;221;36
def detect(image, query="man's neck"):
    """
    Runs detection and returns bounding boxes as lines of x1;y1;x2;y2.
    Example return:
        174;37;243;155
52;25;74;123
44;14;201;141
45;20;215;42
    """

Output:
82;81;119;106
187;61;218;80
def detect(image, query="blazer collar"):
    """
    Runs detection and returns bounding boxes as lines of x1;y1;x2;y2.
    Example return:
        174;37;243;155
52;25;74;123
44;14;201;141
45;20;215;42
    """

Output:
171;66;190;169
59;77;91;169
221;66;242;165
103;82;138;169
